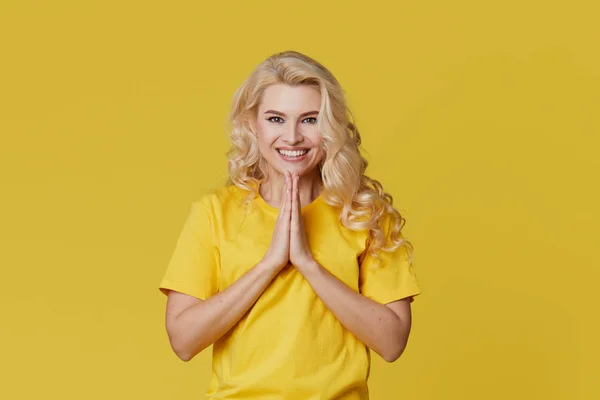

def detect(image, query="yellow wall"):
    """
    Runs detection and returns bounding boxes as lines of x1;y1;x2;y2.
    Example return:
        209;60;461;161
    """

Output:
1;1;598;399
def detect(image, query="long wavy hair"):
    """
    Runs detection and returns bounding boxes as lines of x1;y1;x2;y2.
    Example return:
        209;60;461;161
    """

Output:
226;50;413;262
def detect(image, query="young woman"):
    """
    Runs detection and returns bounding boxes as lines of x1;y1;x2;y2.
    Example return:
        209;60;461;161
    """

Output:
159;50;421;399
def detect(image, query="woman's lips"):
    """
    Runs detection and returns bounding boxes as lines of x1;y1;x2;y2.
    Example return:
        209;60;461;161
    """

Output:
276;148;311;162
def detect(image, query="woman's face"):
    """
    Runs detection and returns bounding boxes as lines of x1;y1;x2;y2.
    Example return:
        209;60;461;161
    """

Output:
251;83;324;177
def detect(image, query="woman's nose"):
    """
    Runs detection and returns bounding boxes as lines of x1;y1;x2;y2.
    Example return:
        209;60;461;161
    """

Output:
282;122;303;144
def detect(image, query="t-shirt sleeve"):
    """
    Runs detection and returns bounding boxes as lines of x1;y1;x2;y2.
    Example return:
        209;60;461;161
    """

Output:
359;218;421;305
158;200;220;300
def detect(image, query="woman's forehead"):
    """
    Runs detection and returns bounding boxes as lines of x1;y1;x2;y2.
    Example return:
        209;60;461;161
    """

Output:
259;84;321;112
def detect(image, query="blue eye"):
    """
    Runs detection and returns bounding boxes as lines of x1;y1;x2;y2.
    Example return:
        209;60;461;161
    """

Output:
267;117;284;123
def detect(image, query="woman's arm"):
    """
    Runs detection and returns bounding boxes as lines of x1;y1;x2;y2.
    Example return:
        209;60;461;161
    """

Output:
165;172;294;361
288;171;412;362
165;258;281;361
295;260;412;362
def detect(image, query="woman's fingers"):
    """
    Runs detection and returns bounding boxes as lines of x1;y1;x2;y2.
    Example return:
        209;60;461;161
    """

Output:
276;172;284;222
291;171;299;228
275;170;294;228
279;170;290;225
284;171;292;223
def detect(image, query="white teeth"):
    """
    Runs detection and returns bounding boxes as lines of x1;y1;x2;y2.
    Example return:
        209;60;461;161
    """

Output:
278;149;308;157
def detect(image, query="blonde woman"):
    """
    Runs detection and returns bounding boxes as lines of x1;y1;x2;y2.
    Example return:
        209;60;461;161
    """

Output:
159;50;421;399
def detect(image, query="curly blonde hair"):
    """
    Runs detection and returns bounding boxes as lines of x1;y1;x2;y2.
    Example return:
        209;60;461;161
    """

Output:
226;50;413;261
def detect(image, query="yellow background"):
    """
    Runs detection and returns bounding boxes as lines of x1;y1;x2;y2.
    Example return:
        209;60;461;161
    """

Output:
1;1;598;399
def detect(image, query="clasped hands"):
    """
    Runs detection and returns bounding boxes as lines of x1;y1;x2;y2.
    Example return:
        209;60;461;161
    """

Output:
263;170;316;272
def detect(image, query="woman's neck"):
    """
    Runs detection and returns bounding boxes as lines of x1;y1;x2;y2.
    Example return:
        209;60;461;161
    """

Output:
259;168;322;209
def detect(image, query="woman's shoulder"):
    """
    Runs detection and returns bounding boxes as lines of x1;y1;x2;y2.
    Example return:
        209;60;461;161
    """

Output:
194;183;249;212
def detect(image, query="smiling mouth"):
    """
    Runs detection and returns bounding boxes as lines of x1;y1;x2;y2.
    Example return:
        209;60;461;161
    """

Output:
277;149;310;157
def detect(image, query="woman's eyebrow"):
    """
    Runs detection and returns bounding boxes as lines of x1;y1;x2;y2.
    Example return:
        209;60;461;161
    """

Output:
264;110;319;117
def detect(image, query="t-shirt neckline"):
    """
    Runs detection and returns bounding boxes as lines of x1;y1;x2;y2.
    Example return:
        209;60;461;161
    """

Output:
255;189;324;216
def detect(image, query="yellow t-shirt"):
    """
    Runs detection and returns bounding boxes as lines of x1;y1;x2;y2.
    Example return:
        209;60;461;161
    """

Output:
159;184;421;399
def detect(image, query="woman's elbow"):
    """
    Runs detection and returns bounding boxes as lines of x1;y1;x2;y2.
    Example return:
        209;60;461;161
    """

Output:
172;341;205;362
168;333;207;362
176;350;193;362
169;338;192;361
178;350;202;362
382;349;402;363
382;341;407;363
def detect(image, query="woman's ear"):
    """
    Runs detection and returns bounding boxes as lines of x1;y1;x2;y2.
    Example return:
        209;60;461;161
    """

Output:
248;117;258;136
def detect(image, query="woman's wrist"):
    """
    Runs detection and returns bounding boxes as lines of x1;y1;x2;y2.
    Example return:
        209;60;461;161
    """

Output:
292;257;320;276
257;255;287;276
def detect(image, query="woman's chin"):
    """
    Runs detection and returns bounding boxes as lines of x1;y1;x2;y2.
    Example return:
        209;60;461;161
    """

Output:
263;156;322;177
